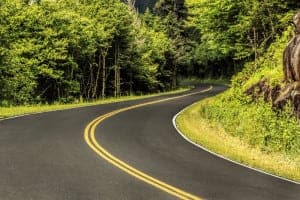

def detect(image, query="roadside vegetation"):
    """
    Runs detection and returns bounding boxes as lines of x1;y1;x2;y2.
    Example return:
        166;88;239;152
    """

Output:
200;29;300;157
179;77;229;86
176;0;300;182
0;87;190;119
0;0;199;119
176;101;300;181
0;0;192;106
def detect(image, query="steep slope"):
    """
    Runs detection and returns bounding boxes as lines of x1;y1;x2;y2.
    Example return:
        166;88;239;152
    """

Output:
178;27;300;181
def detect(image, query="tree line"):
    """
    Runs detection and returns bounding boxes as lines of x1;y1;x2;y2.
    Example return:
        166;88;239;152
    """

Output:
0;0;190;105
2;0;300;106
186;0;300;78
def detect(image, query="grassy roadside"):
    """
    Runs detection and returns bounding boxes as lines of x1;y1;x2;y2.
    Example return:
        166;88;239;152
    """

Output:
176;96;300;182
0;87;191;119
179;77;230;86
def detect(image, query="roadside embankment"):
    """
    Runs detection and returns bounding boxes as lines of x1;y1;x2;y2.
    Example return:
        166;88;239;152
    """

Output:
176;94;300;182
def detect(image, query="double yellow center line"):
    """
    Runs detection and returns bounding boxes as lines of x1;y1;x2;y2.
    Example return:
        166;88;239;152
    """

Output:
84;86;212;200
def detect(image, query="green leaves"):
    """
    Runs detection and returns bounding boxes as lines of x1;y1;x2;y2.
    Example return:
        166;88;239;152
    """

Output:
0;0;181;105
201;89;300;155
186;0;295;77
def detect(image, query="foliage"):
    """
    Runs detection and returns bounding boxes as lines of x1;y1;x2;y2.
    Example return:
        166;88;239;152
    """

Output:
201;91;300;155
0;0;175;105
154;0;192;89
177;99;300;181
1;0;299;102
199;31;300;156
232;27;294;89
0;87;190;119
186;0;298;78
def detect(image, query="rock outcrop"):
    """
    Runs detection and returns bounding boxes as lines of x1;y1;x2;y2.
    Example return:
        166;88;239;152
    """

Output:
247;12;300;119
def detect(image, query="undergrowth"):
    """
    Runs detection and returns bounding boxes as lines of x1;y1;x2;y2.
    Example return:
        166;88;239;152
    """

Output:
0;87;190;119
200;27;300;156
200;90;300;156
178;27;300;181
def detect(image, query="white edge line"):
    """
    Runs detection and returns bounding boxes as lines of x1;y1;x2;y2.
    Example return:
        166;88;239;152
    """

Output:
172;102;300;185
3;87;299;185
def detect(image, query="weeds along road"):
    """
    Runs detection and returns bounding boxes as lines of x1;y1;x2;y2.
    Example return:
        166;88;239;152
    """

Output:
0;85;299;200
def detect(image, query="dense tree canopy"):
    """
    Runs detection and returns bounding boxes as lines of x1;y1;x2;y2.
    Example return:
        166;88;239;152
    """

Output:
0;0;172;105
1;0;300;105
186;0;300;77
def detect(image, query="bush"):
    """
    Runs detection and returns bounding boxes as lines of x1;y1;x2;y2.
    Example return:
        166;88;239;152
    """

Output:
200;89;300;155
198;27;300;156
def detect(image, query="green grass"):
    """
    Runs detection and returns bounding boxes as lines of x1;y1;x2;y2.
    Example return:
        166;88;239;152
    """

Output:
0;87;191;119
176;93;300;182
175;28;300;182
232;27;293;90
179;77;230;87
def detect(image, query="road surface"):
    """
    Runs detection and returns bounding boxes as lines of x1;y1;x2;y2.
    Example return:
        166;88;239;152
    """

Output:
1;85;299;200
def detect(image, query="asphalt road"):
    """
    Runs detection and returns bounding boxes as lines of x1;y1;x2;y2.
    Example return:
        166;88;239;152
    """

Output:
1;85;299;200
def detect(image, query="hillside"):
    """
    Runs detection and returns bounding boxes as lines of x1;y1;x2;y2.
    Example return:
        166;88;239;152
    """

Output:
176;0;300;181
179;27;300;181
184;0;300;155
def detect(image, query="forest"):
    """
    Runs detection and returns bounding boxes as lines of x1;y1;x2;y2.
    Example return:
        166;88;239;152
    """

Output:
1;0;300;106
178;0;300;181
0;0;189;105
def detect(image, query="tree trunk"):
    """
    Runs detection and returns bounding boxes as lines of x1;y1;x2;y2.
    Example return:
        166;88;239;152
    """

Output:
253;27;258;65
171;65;177;89
87;62;94;99
265;3;275;38
129;72;133;95
117;66;121;96
114;43;120;97
92;53;102;98
101;49;108;99
114;65;117;97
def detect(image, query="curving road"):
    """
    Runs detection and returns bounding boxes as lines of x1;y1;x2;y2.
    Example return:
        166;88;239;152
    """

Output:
0;85;299;200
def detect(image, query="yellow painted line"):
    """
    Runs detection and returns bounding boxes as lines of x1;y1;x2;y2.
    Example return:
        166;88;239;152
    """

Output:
84;86;213;200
